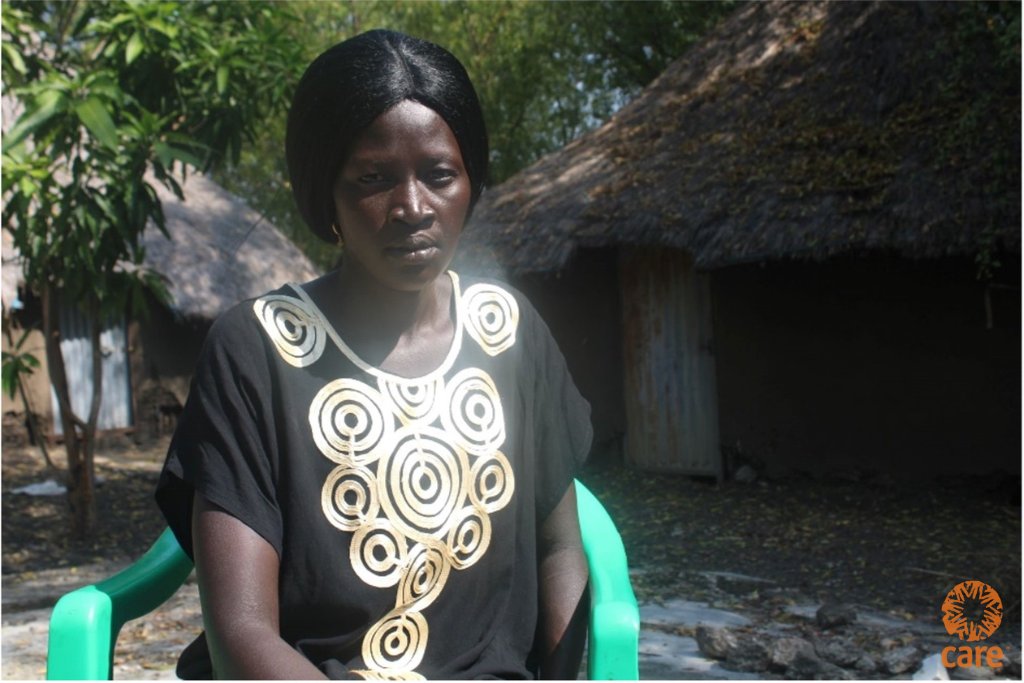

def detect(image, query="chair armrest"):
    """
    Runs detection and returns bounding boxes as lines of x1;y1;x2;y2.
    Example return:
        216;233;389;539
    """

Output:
575;480;640;680
47;527;194;680
589;601;643;680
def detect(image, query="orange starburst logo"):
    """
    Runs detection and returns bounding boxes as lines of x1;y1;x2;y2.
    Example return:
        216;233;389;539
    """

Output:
941;581;1003;642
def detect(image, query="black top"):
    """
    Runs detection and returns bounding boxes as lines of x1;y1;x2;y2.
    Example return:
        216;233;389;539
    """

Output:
156;272;592;680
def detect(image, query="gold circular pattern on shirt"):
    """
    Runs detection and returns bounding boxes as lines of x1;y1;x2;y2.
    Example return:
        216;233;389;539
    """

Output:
396;540;451;612
378;377;444;427
469;451;515;514
350;670;425;681
445;504;492;570
279;278;525;677
441;368;505;457
253;296;327;367
377;427;469;538
255;282;530;676
362;609;428;673
462;284;519;357
321;465;379;532
310;379;392;465
350;519;409;588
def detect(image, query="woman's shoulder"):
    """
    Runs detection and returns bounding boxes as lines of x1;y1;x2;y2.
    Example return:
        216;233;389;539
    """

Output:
455;272;537;316
453;271;553;355
202;282;305;356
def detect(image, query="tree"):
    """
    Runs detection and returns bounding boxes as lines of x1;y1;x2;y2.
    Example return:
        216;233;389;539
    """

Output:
1;1;303;535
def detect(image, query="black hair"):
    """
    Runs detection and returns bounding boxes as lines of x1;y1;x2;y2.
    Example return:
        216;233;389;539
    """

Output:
286;29;489;243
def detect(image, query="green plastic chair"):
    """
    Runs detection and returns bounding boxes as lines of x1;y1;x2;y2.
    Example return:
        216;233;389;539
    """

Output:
47;479;639;680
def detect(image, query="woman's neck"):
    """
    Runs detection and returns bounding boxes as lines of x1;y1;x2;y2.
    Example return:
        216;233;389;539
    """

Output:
334;262;449;331
309;262;455;375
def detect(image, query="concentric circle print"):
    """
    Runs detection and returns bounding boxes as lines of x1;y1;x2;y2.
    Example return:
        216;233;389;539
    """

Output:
445;505;491;570
462;284;519;357
362;610;428;673
379;377;443;427
253;296;326;367
441;368;505;456
378;427;469;538
310;379;393;465
350;670;425;681
321;466;379;531
350;519;408;588
396;540;451;612
469;452;515;513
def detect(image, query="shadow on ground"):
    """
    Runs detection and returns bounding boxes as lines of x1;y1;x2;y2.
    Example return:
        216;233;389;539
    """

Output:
2;439;1020;679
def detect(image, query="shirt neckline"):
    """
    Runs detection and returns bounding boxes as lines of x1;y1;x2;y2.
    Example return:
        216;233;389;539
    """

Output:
287;270;464;384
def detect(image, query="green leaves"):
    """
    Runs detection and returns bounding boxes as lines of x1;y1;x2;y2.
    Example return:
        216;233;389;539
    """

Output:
125;31;145;64
1;331;40;400
216;65;229;95
2;89;67;152
1;0;300;307
74;98;119;150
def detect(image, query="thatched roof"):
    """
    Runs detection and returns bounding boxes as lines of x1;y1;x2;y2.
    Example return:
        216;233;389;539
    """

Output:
1;173;320;320
463;1;1021;274
144;174;320;320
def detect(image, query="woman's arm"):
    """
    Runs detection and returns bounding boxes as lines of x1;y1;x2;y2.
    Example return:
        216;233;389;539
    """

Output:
537;485;590;679
192;494;327;680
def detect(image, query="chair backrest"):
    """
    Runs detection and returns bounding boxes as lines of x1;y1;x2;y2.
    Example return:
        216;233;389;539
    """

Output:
47;479;638;679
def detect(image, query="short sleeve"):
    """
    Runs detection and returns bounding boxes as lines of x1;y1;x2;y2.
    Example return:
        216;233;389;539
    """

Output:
528;305;593;522
155;304;283;560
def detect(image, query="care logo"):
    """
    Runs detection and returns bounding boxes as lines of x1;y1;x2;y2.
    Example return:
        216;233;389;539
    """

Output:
940;580;1004;670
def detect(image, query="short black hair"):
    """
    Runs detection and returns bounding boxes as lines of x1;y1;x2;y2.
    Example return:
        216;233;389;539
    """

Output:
286;29;489;244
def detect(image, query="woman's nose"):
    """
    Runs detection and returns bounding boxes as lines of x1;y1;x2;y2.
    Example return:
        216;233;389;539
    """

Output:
388;179;434;225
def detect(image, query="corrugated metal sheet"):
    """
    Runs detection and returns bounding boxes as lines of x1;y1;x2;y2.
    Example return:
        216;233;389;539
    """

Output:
51;305;133;434
620;247;720;476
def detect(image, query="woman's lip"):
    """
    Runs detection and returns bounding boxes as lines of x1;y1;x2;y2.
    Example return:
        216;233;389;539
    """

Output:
383;245;440;264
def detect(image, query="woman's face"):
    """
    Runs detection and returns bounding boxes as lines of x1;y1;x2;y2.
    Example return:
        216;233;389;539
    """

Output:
332;100;471;292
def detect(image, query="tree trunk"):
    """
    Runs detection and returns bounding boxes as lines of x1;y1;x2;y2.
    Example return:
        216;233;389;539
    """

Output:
42;285;97;537
80;297;104;534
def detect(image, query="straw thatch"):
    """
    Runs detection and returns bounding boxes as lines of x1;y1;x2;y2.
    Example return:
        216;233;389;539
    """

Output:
464;1;1021;275
1;174;320;320
144;174;320;320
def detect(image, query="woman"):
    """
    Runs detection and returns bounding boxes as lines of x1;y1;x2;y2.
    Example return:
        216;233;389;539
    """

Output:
157;29;592;680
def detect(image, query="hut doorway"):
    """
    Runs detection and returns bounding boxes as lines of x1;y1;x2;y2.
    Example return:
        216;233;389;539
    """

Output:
620;247;721;477
51;303;133;434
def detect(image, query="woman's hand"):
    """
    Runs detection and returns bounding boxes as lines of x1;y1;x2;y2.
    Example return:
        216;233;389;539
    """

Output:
192;494;328;679
537;485;590;679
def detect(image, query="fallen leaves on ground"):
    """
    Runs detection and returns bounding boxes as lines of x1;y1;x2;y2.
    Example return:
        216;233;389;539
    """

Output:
579;462;1021;630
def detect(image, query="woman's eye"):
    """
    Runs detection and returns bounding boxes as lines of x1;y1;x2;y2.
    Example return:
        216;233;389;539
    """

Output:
426;169;457;185
358;173;385;184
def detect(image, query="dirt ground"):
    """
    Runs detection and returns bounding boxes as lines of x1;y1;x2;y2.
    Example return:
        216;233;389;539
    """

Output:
2;436;1021;678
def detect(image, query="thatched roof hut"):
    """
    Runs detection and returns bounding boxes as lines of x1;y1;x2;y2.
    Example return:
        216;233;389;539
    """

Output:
460;1;1020;479
2;172;320;437
464;0;1020;274
2;174;319;320
144;174;320;320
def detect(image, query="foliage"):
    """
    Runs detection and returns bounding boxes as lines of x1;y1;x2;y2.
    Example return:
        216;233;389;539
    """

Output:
1;0;302;534
1;329;39;400
214;1;738;269
2;1;302;316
